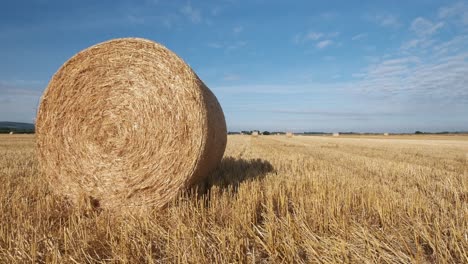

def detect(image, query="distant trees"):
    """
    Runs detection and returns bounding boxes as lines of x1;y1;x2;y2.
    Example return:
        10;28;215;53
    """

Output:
262;131;271;135
0;128;35;134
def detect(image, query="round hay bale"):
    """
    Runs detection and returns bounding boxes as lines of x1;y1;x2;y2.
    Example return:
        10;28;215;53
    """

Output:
9;131;14;135
36;38;227;210
252;131;259;137
286;132;293;138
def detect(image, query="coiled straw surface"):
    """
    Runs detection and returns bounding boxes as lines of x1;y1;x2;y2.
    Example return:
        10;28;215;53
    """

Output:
36;38;227;209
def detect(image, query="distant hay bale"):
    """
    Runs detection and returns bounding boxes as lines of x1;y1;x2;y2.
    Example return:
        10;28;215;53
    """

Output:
9;131;13;135
286;132;293;138
252;131;259;137
333;132;339;137
36;38;227;210
384;133;389;136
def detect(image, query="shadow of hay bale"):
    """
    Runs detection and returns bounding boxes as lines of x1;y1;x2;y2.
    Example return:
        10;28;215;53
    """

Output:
191;157;275;196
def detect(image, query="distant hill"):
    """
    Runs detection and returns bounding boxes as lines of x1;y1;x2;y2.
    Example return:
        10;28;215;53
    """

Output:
0;122;35;133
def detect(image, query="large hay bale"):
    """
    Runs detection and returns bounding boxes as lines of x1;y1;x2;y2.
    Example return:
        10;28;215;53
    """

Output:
252;131;259;137
332;132;339;137
286;132;293;138
36;38;227;210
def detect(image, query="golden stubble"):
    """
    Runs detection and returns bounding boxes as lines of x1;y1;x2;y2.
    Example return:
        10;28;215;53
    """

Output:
0;134;467;263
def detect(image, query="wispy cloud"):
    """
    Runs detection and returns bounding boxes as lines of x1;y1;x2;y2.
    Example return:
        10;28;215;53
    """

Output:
432;35;468;56
305;32;323;41
438;2;468;27
368;14;401;28
294;31;339;50
410;17;444;36
400;16;446;52
207;41;247;51
352;33;368;41
180;3;202;24
439;2;467;19
316;40;333;49
293;31;339;44
355;47;468;104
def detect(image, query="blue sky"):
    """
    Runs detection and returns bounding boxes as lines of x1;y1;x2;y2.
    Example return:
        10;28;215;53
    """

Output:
1;0;467;132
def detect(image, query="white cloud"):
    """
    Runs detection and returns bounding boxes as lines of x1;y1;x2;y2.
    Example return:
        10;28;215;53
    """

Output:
401;38;436;51
356;46;468;104
316;40;333;49
180;3;202;24
432;35;468;56
306;32;323;41
438;2;466;18
410;17;444;36
401;17;444;51
293;31;339;44
293;33;338;49
352;33;367;41
438;2;468;26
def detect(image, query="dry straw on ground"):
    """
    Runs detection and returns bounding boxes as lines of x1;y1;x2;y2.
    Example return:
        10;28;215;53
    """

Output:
36;38;227;210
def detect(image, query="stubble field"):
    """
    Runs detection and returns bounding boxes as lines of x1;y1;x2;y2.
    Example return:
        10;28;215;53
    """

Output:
0;134;467;263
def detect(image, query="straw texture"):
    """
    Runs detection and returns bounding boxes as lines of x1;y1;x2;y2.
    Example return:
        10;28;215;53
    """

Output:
36;38;227;209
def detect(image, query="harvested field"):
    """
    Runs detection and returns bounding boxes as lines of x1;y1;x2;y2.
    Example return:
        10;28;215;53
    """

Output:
0;134;467;263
